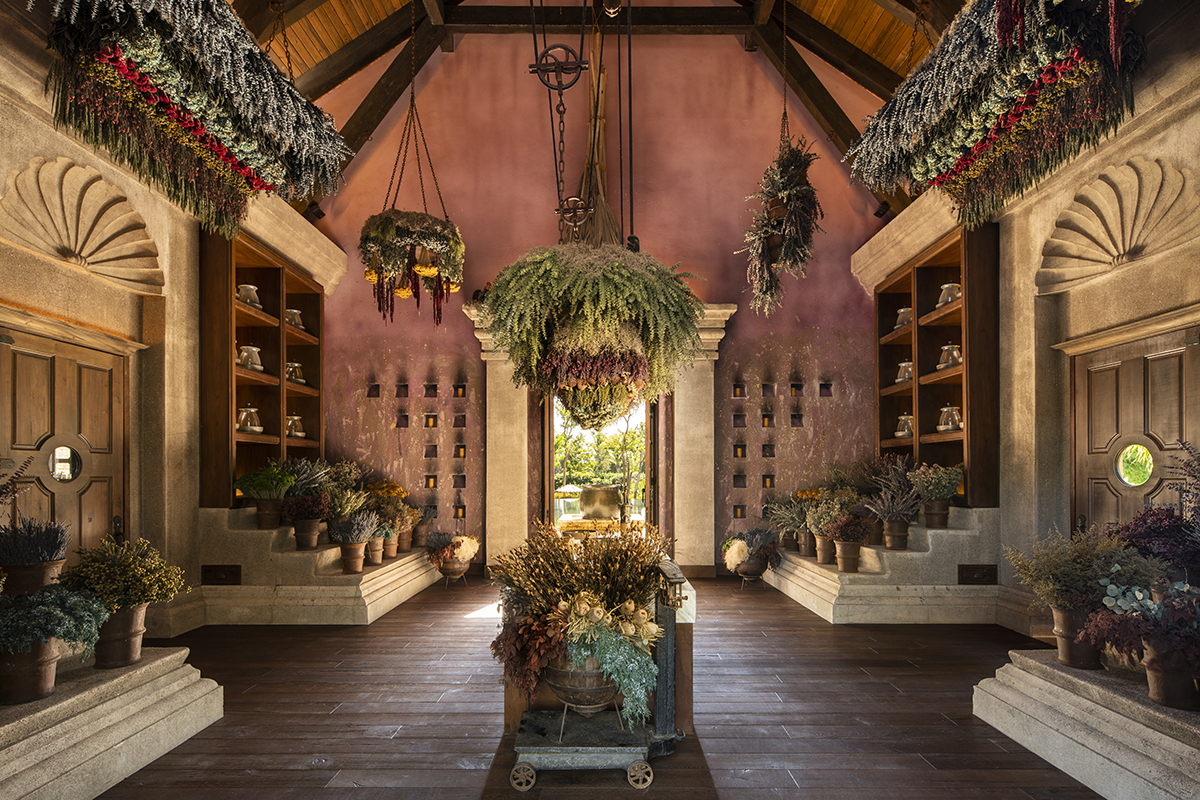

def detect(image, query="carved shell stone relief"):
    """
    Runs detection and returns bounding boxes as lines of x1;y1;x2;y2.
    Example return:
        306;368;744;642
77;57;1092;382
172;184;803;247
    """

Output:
0;156;163;295
1037;156;1200;295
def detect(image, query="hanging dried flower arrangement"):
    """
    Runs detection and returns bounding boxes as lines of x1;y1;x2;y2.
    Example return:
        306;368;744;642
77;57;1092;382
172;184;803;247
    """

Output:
356;0;462;326
847;0;1145;229
37;0;348;239
740;131;824;316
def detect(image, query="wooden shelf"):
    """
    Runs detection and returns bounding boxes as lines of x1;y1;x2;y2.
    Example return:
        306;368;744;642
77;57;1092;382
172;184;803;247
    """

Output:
880;436;917;448
921;430;965;444
919;363;964;385
235;431;281;445
880;380;913;396
880;324;913;345
918;297;963;326
234;301;278;327
286;380;319;397
235;366;280;386
286;325;319;346
285;436;319;448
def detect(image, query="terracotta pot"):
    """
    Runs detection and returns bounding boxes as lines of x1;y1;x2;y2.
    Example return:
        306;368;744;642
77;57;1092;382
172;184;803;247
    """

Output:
339;542;366;574
382;539;399;559
0;560;65;596
1142;637;1200;710
796;531;817;558
365;536;384;566
544;655;618;716
293;519;321;550
783;534;800;552
397;529;413;553
834;540;862;573
865;519;884;547
95;603;149;669
734;552;768;581
0;638;60;704
923;498;950;529
439;558;471;582
1050;607;1102;669
884;519;910;551
412;522;430;548
256;497;283;529
814;535;835;565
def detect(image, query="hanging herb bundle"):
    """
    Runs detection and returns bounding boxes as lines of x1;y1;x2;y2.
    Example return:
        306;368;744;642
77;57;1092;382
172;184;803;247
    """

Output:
480;243;702;430
847;0;1145;229
359;209;465;324
37;0;348;238
740;135;824;316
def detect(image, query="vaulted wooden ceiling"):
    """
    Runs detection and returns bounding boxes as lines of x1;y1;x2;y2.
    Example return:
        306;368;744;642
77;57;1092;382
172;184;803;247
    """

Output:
233;0;967;214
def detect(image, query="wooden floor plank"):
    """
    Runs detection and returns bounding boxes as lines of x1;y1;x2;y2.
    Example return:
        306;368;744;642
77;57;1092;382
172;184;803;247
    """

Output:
99;578;1097;799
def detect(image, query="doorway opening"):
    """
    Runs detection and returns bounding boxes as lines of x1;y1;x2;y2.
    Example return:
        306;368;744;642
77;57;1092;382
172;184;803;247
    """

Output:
550;398;647;526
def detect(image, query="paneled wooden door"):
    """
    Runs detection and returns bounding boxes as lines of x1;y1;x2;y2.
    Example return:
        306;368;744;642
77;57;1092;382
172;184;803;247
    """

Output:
1073;328;1199;529
0;327;126;561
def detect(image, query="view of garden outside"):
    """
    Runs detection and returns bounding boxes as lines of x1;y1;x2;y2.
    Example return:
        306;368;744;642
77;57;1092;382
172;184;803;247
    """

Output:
552;399;647;523
1117;443;1154;487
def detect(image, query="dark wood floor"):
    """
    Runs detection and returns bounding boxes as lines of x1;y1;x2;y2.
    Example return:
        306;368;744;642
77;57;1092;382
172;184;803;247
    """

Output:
99;579;1099;800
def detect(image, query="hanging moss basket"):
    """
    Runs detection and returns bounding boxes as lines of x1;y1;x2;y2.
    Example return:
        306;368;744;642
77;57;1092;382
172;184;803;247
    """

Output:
359;209;465;324
481;243;702;430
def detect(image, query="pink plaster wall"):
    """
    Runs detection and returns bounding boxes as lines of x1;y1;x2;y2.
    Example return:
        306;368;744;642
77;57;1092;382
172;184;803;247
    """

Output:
312;28;889;555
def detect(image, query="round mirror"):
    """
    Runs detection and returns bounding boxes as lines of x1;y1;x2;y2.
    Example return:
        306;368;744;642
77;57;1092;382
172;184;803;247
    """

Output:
48;445;82;482
1116;444;1153;487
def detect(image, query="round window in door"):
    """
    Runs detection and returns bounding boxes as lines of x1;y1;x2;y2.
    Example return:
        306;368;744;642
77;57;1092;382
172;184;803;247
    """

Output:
48;445;82;482
1115;444;1153;487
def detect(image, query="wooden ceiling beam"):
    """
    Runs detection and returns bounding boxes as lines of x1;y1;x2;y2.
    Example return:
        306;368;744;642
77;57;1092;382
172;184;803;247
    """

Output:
338;17;443;168
441;6;754;36
421;0;445;27
750;20;909;215
294;4;427;99
862;0;965;36
776;6;902;100
752;0;778;27
235;0;333;45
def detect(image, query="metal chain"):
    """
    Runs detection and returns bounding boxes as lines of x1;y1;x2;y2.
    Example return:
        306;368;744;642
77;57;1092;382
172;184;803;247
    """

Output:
903;0;934;73
780;0;789;148
556;94;567;241
266;0;294;82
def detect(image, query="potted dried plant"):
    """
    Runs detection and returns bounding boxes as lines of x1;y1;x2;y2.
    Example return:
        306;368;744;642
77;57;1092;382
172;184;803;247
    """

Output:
805;488;859;565
721;528;782;581
764;495;812;555
426;531;480;584
328;510;379;574
0;585;108;704
1113;506;1200;587
233;462;295;528
58;537;187;668
1005;526;1164;669
863;456;922;551
907;463;963;528
281;491;330;550
827;515;874;574
0;513;72;596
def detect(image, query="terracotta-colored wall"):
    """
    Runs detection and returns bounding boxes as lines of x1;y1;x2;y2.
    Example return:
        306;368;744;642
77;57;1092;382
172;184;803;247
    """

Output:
314;30;887;559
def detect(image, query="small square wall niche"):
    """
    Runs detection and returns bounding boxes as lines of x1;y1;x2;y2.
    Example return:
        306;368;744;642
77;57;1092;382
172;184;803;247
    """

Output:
762;474;776;489
453;414;467;428
733;505;746;519
423;445;438;459
761;383;776;398
396;414;410;429
790;383;803;397
732;383;746;399
424;475;438;489
453;384;467;398
396;384;409;398
454;505;466;519
762;414;775;428
366;383;381;398
424;383;438;398
819;382;833;397
733;444;746;459
424;414;438;428
762;444;775;458
454;444;467;458
732;414;747;428
791;413;803;427
733;474;747;488
452;474;466;488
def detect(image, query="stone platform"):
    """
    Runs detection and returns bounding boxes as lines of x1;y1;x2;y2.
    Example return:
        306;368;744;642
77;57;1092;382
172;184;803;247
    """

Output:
974;649;1200;800
0;647;222;800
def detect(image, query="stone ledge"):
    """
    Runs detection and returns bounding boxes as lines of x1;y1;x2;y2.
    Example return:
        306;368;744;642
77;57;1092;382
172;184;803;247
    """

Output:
974;649;1200;800
0;648;222;800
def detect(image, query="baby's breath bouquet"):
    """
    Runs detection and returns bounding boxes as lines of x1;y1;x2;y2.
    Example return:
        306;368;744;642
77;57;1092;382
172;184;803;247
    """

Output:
59;537;188;614
426;532;480;569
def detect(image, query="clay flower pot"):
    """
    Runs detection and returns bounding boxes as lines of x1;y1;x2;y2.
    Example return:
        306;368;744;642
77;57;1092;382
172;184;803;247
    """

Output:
1050;607;1102;670
814;535;835;565
923;498;950;529
796;531;817;558
382;539;399;559
256;497;283;529
866;519;884;547
783;534;800;552
0;639;60;704
94;603;149;669
834;540;862;573
884;519;910;550
339;543;366;574
0;560;65;596
365;536;384;566
412;521;430;548
397;529;413;553
292;519;321;550
1142;637;1200;710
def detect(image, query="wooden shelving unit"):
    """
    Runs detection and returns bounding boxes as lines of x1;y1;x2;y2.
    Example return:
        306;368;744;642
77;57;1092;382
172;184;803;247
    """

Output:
873;224;999;507
200;233;326;508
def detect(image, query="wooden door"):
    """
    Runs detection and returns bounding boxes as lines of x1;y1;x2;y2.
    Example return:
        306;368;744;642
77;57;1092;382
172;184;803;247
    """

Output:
1073;328;1199;529
0;328;126;561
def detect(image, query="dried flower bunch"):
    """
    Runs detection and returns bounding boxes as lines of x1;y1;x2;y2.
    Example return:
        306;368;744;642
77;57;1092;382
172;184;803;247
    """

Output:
233;462;294;499
278;458;332;497
740;135;823;316
848;0;1145;228
368;481;415;531
481;243;703;430
1082;579;1200;675
0;513;72;565
863;455;923;522
827;515;874;543
721;528;781;572
763;496;811;539
1004;525;1164;611
0;585;109;656
805;487;860;538
328;509;379;544
1113;506;1200;580
359;209;466;324
39;0;349;237
281;491;330;523
907;463;964;501
59;536;188;614
426;533;480;570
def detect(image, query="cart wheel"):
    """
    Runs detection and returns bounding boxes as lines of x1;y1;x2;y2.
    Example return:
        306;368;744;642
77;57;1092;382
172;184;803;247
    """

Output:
510;762;536;792
627;759;653;789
